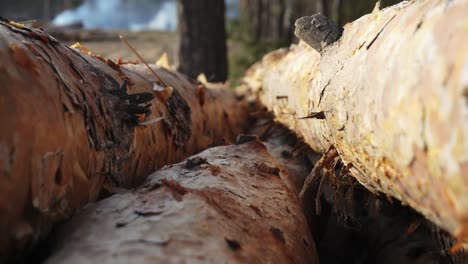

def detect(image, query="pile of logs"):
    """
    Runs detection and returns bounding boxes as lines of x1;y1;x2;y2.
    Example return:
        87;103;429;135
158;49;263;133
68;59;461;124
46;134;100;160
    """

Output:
0;0;466;263
243;0;468;248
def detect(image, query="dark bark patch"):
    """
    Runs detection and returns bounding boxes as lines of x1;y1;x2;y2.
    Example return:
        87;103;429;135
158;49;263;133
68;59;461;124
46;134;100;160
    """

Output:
165;90;192;147
133;210;164;217
235;134;259;145
249;204;263;217
209;165;221;176
270;227;286;244
184;156;209;169
225;238;241;251
161;179;188;200
257;162;280;176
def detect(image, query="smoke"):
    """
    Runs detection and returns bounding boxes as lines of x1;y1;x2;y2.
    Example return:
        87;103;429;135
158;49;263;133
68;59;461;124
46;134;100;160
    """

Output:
53;0;239;32
129;2;177;32
52;0;176;31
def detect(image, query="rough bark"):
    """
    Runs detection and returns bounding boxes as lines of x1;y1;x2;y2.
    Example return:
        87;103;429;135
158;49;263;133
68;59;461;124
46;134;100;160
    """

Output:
44;132;319;264
0;20;254;261
177;0;228;82
242;0;468;241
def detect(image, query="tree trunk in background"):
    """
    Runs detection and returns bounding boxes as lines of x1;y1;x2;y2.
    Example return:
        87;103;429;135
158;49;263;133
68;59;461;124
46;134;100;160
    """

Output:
239;0;294;44
242;0;468;243
292;0;405;27
177;0;228;82
42;0;51;21
338;0;405;25
249;0;408;87
0;19;254;262
0;0;83;22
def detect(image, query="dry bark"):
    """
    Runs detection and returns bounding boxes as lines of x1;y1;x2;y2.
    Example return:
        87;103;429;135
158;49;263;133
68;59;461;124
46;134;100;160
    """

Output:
242;0;468;241
0;20;254;261
44;131;319;264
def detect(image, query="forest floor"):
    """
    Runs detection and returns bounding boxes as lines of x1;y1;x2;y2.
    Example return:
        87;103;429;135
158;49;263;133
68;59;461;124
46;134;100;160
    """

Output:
62;31;180;68
53;29;251;84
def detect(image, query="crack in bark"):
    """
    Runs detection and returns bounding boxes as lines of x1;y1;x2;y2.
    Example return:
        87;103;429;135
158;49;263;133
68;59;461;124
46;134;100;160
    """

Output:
318;62;344;107
414;19;424;33
317;79;332;107
366;15;396;50
420;102;428;153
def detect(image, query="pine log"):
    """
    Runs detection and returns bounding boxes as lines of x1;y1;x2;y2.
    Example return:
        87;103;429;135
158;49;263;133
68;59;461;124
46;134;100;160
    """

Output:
242;0;468;241
44;132;318;264
0;20;254;260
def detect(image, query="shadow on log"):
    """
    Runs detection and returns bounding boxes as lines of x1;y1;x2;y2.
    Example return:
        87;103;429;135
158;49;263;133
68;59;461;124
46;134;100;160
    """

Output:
301;147;468;263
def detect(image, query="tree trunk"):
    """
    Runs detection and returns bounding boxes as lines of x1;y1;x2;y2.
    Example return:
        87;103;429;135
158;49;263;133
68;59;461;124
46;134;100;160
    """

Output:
292;0;406;27
0;19;254;261
177;0;228;82
44;132;319;264
239;0;294;44
242;0;468;242
42;0;51;22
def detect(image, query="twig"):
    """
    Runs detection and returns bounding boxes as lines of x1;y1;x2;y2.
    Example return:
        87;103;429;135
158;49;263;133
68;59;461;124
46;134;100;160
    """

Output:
119;35;168;87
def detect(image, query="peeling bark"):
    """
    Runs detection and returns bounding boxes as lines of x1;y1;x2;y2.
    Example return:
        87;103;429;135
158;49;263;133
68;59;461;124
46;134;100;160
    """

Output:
0;20;254;261
242;0;468;241
44;134;319;264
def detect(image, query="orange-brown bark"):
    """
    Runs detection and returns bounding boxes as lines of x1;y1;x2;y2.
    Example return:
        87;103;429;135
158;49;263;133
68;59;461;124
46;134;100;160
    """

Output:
0;20;254;261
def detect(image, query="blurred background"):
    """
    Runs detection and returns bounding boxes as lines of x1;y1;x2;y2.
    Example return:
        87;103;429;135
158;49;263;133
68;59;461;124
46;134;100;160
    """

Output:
0;0;404;83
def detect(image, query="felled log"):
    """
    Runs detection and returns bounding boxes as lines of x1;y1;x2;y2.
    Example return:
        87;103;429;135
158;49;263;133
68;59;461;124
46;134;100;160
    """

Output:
0;20;254;261
242;0;468;241
44;131;319;264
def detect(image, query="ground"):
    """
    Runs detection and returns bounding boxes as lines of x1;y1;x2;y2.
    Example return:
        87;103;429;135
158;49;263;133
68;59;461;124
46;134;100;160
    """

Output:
62;30;179;67
55;29;267;85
